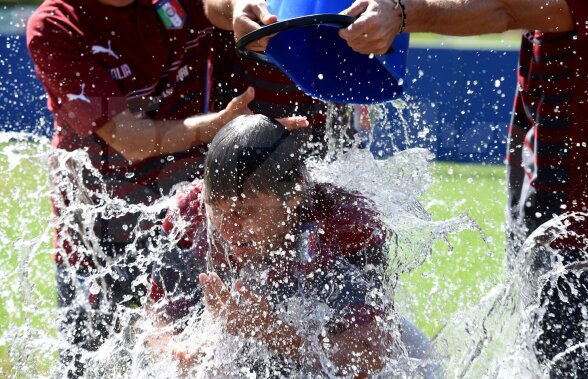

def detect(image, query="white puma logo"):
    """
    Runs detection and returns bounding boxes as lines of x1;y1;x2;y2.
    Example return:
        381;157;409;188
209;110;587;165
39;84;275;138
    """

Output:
66;84;91;103
91;40;119;59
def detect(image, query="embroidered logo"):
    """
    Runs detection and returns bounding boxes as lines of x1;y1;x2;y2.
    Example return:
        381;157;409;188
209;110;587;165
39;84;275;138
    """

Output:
66;84;91;103
154;0;186;30
110;64;133;81
176;65;189;82
91;40;119;59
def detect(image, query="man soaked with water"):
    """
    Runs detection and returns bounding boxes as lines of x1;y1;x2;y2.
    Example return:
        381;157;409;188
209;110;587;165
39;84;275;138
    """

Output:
149;115;437;377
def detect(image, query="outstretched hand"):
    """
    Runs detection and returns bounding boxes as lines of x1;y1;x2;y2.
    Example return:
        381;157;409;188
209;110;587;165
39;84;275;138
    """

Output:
218;87;309;130
199;272;276;337
338;0;400;55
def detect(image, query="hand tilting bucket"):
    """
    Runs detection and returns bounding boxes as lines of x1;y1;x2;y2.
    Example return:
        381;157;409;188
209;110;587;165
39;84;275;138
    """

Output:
236;0;409;105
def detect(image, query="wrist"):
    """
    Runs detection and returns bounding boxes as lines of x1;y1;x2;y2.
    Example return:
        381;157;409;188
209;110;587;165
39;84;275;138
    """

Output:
394;0;407;34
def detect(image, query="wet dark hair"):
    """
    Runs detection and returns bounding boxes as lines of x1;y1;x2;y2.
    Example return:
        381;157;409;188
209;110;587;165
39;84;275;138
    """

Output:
203;115;306;204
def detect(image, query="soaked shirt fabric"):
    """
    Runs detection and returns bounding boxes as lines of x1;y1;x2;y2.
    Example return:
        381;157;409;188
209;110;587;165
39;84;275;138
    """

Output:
151;181;389;331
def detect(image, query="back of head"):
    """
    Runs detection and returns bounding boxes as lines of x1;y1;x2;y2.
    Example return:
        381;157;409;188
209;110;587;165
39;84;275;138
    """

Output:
204;115;305;203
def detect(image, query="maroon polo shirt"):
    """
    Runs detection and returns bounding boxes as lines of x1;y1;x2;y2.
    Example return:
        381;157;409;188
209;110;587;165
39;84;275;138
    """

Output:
507;0;588;242
27;0;214;202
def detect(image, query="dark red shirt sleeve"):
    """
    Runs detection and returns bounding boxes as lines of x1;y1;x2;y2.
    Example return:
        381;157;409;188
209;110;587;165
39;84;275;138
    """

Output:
162;180;208;250
566;0;588;38
27;11;127;137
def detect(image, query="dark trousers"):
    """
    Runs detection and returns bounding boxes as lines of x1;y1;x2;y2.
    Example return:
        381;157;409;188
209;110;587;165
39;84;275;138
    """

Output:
534;249;588;378
55;238;151;378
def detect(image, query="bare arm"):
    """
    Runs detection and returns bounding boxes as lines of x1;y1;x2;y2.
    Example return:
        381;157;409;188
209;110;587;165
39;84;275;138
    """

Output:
95;87;254;163
202;0;235;30
407;0;574;35
340;0;574;54
324;321;389;376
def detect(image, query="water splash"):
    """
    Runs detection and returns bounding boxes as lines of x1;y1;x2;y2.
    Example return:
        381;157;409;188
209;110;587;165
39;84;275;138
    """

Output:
3;101;583;377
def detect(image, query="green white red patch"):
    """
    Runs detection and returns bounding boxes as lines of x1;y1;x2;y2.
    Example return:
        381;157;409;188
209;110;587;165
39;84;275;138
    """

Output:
153;0;186;29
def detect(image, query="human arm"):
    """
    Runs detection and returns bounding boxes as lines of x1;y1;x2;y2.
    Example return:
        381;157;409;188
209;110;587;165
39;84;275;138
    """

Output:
95;86;308;164
95;87;254;163
339;0;575;54
199;273;304;360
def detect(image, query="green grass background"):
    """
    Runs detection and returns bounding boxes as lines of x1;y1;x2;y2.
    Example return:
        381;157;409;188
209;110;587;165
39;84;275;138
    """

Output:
0;140;55;376
0;142;507;374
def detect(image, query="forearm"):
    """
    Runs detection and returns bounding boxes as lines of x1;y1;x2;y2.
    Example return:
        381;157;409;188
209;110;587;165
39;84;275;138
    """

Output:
203;0;235;30
406;0;574;35
96;110;230;163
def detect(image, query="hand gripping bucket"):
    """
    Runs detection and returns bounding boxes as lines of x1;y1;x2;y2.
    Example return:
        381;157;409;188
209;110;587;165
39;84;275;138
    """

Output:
236;0;410;104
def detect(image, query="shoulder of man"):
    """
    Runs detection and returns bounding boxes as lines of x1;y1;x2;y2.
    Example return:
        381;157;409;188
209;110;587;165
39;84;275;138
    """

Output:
313;183;388;258
162;180;207;250
26;0;79;46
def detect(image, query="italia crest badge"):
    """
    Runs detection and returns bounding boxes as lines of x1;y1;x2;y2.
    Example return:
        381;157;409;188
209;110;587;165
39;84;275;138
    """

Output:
154;0;186;30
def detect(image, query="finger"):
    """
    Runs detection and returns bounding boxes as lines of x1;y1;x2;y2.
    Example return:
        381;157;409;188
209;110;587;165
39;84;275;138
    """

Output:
343;27;388;55
252;3;277;26
199;273;221;312
234;4;276;51
340;0;369;17
209;272;233;306
339;1;369;40
276;116;309;131
234;15;264;40
347;39;390;55
232;86;255;108
343;14;374;41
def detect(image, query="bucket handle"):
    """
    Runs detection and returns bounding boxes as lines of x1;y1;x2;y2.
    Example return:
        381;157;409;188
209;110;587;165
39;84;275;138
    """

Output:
236;14;392;66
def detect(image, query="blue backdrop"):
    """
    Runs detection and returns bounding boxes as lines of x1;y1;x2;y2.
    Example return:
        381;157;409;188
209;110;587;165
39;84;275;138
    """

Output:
0;26;519;163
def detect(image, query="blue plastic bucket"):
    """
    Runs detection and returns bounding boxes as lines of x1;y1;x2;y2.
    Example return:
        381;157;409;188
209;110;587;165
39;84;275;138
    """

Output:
236;0;409;104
